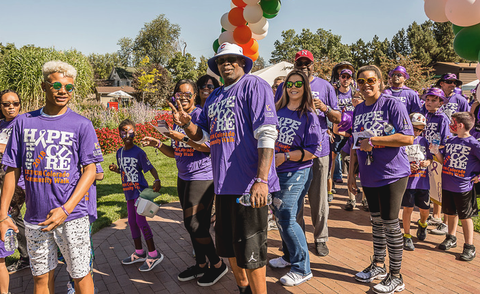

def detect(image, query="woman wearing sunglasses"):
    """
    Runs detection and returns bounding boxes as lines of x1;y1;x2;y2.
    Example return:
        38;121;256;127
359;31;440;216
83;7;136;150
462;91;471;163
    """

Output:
196;75;220;108
269;70;322;287
142;79;227;287
348;65;414;294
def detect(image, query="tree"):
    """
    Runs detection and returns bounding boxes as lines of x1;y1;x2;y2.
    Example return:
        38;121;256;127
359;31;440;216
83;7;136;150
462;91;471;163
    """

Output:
88;53;122;79
350;39;371;69
270;29;299;63
132;56;172;107
117;37;134;67
132;14;181;66
432;22;466;64
166;52;198;83
196;56;209;77
0;46;94;110
252;56;267;72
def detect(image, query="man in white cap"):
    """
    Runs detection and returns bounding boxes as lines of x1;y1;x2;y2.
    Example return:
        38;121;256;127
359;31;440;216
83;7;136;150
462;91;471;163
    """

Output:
169;42;279;294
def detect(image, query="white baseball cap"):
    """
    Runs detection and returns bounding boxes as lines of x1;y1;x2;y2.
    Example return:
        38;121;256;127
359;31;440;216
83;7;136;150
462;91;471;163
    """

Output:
410;113;426;126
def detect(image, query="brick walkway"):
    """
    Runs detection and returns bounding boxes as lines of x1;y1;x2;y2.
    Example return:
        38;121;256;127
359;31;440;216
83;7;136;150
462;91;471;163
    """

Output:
9;182;480;293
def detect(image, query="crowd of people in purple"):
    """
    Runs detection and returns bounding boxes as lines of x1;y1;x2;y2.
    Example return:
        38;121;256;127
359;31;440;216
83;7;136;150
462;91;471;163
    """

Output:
0;42;479;294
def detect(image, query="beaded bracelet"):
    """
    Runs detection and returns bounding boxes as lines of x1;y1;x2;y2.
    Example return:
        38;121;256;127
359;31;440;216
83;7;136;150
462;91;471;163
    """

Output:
0;216;9;223
61;205;70;216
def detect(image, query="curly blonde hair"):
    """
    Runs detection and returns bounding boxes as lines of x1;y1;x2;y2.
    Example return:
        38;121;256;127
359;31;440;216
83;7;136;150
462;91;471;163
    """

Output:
42;60;77;81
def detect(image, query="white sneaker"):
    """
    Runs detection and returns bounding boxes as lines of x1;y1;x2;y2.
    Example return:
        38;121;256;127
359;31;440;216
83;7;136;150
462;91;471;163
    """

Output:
67;282;75;294
280;271;313;286
269;256;291;268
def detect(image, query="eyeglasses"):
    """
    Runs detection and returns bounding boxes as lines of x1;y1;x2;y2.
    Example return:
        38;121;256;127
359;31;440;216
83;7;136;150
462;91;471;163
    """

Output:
286;81;304;88
120;130;135;139
175;92;193;99
443;80;455;84
392;73;404;78
413;127;424;133
215;56;239;65
45;81;75;93
340;74;351;80
356;77;377;86
200;84;215;90
1;101;20;107
295;60;312;67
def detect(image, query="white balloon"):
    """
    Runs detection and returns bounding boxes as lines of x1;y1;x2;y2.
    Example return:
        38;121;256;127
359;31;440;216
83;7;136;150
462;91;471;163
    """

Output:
243;0;259;4
424;0;449;22
244;4;263;24
252;31;268;41
221;12;236;31
230;2;237;8
476;63;480;80
249;18;269;35
207;67;221;81
218;31;235;45
445;0;480;27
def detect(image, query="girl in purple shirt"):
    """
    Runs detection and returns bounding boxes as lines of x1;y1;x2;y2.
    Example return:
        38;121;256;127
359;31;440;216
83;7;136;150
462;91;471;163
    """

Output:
269;70;322;287
348;65;414;294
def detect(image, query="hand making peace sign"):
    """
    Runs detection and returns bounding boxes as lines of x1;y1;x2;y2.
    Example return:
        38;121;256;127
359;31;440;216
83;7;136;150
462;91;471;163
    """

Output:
168;99;192;128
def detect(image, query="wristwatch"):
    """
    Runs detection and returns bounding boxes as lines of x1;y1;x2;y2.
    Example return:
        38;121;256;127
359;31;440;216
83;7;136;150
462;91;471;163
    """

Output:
324;106;332;114
180;121;191;129
182;136;189;143
254;177;268;184
284;152;291;161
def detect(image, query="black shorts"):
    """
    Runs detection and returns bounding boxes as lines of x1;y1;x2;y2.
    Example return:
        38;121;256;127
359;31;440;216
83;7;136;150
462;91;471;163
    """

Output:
442;189;479;219
215;195;268;269
402;189;430;209
330;134;346;154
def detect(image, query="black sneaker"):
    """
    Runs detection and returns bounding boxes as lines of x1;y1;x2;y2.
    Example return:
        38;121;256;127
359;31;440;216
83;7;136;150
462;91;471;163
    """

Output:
416;220;428;241
197;261;228;287
460;244;476;261
355;260;387;283
315;242;329;257
344;200;356;211
178;264;208;281
7;257;30;273
373;273;405;294
438;234;457;250
403;236;414;251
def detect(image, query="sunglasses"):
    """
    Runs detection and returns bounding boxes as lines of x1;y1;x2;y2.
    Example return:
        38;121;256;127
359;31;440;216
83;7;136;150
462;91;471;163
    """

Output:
295;60;312;67
340;74;351;79
1;101;20;107
175;92;193;99
215;56;239;65
356;77;377;86
45;81;75;93
120;130;135;139
413;127;424;133
443;80;455;84
286;81;304;89
200;84;215;90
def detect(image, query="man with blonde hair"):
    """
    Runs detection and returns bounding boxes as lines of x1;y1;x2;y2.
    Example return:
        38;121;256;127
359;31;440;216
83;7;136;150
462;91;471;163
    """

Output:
0;60;103;293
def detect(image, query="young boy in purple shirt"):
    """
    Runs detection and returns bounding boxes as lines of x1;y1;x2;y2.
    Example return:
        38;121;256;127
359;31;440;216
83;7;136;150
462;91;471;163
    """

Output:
0;61;103;293
401;113;433;251
430;112;479;261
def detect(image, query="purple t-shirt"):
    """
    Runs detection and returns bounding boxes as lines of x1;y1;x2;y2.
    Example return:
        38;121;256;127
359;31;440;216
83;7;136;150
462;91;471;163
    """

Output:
384;87;421;114
0;118;25;190
405;136;432;190
275;108;323;173
337;89;354;112
116;145;153;201
352;94;414;187
86;163;104;223
421;110;452;146
197;74;280;195
441;136;480;193
2;108;104;224
441;93;470;120
172;107;213;181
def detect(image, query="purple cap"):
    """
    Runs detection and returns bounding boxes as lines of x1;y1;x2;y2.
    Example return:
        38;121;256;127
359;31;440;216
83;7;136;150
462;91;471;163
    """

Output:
388;66;410;80
338;111;353;132
340;69;353;77
437;73;463;87
421;87;447;101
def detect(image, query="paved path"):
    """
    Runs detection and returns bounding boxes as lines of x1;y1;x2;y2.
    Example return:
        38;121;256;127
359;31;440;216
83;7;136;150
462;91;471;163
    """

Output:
9;182;480;293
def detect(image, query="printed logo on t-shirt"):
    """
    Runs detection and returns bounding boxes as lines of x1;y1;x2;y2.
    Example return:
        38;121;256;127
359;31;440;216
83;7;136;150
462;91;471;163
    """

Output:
353;111;385;135
443;143;470;177
208;95;236;146
424;122;438;144
173;125;195;157
441;103;458;120
275;117;301;152
0;127;12;144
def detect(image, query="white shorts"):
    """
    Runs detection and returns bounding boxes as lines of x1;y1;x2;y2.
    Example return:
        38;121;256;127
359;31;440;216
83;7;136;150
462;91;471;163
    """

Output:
25;216;91;278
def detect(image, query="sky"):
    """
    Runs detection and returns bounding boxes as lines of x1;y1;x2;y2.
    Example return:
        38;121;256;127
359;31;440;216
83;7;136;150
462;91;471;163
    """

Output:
0;0;430;64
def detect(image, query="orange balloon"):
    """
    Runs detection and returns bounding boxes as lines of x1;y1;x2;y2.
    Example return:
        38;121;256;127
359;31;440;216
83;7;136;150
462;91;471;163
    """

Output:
234;25;252;45
232;0;247;8
228;7;246;27
248;51;259;62
240;39;258;55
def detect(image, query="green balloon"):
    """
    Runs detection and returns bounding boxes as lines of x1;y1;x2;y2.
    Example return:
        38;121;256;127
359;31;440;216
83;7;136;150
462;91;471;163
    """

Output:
220;77;225;84
221;28;226;33
263;11;278;19
452;24;465;35
453;23;480;61
213;39;220;53
260;0;281;15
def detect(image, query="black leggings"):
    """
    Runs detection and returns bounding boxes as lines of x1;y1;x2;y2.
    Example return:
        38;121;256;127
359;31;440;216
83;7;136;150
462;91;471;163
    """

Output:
177;177;220;266
363;177;408;275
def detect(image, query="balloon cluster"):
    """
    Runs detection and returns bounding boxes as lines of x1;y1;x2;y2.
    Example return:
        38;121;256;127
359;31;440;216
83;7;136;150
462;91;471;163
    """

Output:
424;0;480;79
213;0;282;62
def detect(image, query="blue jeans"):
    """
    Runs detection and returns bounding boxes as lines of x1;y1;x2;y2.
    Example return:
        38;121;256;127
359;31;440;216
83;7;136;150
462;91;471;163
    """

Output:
333;153;342;180
272;168;313;276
